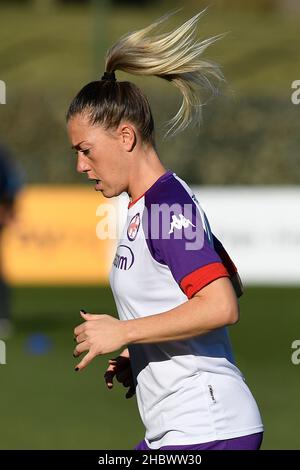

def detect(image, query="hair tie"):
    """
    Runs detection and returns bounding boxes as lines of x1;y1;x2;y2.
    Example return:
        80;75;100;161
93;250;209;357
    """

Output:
101;71;117;82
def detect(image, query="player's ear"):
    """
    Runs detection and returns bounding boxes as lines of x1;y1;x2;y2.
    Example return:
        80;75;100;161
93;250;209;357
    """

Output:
119;123;136;152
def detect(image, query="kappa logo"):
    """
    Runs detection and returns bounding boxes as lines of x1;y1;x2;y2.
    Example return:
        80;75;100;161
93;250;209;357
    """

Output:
168;214;195;234
127;213;140;241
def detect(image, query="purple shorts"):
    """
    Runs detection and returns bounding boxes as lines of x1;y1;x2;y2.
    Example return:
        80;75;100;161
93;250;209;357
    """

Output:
135;432;263;450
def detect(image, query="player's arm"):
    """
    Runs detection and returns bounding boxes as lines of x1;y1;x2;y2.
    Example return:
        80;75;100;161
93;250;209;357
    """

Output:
74;196;240;369
73;276;238;370
123;276;239;345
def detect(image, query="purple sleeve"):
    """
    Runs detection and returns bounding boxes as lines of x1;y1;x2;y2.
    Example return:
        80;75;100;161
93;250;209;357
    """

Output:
142;176;229;293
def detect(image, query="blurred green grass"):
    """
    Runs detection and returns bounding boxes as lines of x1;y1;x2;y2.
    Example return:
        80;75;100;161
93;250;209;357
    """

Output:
0;285;299;449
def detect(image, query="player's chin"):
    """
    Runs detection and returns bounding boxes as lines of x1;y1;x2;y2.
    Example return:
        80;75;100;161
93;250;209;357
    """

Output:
97;189;113;199
100;187;122;199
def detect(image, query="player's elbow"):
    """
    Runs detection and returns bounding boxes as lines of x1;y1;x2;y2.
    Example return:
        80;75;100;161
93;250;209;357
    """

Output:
207;299;239;329
214;299;239;327
223;300;240;325
213;283;240;326
195;277;240;328
217;279;240;326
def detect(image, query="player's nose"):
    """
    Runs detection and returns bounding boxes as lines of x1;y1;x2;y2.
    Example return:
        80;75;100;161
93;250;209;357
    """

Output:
76;154;90;174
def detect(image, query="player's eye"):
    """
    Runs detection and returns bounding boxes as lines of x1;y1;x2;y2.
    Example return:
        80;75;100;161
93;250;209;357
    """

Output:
81;149;90;156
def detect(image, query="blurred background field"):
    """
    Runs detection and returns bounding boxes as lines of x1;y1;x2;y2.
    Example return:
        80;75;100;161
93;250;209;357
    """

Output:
0;285;299;450
0;0;300;184
1;0;300;450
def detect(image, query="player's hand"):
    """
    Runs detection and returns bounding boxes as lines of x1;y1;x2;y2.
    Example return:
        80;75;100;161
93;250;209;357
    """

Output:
104;348;136;399
73;310;127;372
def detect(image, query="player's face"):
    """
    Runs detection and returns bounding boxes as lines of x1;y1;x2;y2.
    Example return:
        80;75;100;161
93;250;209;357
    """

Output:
67;113;130;198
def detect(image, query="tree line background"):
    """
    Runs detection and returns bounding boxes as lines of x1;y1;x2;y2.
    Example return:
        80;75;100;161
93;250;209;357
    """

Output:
0;0;299;185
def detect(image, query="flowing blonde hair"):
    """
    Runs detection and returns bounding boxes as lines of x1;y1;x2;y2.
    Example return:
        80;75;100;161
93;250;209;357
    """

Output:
67;9;225;142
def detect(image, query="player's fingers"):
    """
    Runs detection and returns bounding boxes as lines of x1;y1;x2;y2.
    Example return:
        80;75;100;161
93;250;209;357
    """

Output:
80;311;103;321
73;340;89;358
109;355;130;366
115;356;131;370
125;385;136;399
116;367;132;383
122;377;133;388
80;310;91;320
74;323;85;337
108;359;117;365
75;332;87;344
104;371;115;389
74;351;95;372
104;364;116;389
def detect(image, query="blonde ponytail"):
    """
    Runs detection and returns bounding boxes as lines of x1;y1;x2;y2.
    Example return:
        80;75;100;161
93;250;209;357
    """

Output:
105;9;226;138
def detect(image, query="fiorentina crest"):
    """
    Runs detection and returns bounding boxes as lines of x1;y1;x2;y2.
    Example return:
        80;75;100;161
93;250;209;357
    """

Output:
127;213;140;241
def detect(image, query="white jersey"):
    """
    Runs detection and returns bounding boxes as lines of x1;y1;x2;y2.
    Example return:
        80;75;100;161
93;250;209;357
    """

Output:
109;170;263;449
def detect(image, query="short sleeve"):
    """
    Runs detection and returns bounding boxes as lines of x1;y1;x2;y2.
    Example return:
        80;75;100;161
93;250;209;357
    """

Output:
212;234;237;277
143;178;230;299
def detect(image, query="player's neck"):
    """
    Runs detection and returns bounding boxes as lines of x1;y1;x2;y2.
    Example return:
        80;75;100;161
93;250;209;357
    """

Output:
127;148;167;202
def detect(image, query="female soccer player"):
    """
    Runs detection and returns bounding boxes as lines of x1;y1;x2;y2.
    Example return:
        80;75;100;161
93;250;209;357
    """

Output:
69;11;264;450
